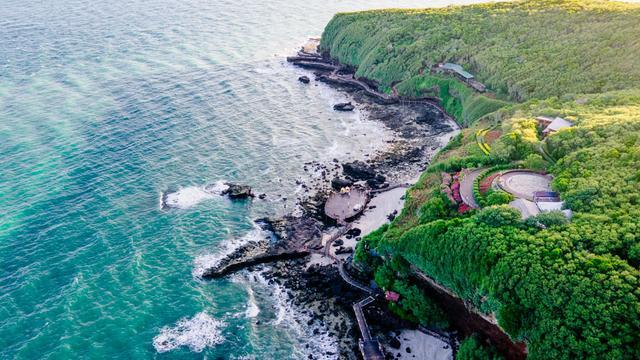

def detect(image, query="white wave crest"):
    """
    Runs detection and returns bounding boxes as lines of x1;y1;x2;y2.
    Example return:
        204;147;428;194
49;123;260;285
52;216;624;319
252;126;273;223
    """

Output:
245;286;260;318
152;312;225;353
250;271;339;359
192;226;267;278
162;181;229;209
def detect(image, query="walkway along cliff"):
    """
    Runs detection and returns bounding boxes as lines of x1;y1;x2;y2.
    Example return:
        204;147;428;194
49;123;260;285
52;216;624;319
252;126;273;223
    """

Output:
288;51;527;359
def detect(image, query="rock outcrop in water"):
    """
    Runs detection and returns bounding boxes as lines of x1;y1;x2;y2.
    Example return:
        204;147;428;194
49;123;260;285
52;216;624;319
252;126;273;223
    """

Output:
333;102;355;111
298;75;310;84
221;183;254;199
201;216;324;278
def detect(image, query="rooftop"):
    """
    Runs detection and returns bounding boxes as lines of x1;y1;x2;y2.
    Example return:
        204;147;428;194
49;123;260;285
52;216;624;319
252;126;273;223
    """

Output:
544;117;573;133
441;63;474;79
536;201;564;212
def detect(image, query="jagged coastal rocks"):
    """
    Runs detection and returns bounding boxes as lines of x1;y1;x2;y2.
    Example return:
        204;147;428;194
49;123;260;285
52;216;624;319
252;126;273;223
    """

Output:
200;42;462;358
284;45;530;360
201;216;321;279
220;183;254;199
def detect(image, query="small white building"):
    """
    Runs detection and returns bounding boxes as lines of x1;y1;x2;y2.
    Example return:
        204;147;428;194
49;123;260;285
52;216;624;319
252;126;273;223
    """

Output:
542;117;573;136
536;201;564;212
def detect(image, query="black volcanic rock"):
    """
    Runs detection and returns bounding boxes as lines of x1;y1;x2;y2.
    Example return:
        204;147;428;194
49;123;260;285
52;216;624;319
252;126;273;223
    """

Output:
222;183;254;199
331;177;353;190
333;102;355;111
342;161;376;180
298;75;310;84
366;174;386;188
346;228;361;238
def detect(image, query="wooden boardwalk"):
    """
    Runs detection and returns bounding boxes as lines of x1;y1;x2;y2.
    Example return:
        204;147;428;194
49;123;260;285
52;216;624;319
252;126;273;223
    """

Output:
338;261;384;360
353;296;376;340
338;261;373;294
353;295;384;360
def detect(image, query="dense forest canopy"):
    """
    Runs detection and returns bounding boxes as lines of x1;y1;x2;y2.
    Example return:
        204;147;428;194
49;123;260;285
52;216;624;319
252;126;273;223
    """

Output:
323;1;640;359
321;0;640;102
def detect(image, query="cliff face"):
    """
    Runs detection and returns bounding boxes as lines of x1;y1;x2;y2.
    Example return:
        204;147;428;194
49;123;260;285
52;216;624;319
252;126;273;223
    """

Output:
412;267;526;360
324;1;640;359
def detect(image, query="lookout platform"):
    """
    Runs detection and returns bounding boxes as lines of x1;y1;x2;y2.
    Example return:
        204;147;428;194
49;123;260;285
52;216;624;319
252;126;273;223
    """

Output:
324;187;369;223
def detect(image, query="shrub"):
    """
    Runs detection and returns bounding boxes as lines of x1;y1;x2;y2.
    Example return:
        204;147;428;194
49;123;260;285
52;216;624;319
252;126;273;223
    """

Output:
476;206;521;227
419;190;455;224
524;211;568;229
523;153;548;171
374;263;395;289
485;191;514;206
393;279;449;328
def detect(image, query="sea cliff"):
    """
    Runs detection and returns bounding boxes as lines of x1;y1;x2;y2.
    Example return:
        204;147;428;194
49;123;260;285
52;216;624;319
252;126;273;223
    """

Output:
320;1;640;359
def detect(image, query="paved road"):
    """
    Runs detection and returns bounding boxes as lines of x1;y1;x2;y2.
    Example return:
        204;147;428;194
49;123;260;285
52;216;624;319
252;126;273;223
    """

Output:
460;168;485;208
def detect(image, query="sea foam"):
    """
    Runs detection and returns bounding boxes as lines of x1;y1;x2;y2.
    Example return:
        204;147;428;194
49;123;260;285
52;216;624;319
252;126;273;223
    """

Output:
251;270;339;359
162;181;229;209
192;226;267;278
152;312;225;353
244;286;260;318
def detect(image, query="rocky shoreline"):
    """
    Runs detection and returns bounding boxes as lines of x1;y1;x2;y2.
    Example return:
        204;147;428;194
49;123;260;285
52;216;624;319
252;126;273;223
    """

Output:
199;49;459;358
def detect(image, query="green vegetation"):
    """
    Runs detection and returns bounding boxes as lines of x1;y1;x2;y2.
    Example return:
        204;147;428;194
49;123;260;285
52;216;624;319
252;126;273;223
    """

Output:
397;75;508;125
322;0;640;103
323;1;640;359
457;335;504;360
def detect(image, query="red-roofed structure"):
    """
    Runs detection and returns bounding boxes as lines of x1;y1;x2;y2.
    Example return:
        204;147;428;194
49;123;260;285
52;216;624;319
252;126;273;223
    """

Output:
385;291;400;302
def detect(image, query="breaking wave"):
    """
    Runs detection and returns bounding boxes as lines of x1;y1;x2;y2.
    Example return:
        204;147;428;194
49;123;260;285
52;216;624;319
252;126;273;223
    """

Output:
192;225;268;278
251;270;339;359
152;312;225;353
161;181;229;209
245;286;260;318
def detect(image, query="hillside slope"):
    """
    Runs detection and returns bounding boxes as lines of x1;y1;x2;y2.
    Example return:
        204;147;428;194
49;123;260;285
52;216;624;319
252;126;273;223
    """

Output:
322;1;640;359
321;0;640;102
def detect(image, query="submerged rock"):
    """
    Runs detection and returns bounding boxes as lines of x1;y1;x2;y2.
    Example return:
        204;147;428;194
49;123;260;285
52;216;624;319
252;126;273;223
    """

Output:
333;102;355;111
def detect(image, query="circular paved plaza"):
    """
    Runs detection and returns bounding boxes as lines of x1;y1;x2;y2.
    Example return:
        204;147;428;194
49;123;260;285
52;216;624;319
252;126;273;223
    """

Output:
497;171;552;200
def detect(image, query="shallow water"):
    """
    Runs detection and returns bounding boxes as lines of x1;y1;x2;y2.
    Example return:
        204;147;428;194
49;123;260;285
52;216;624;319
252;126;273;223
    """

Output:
1;0;482;358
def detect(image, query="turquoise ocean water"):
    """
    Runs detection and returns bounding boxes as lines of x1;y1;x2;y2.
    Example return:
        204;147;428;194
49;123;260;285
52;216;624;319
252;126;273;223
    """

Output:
0;1;480;358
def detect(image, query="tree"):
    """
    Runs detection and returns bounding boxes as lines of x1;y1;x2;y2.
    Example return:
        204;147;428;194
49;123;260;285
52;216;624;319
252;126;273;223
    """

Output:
524;153;547;171
485;190;514;206
476;206;521;227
